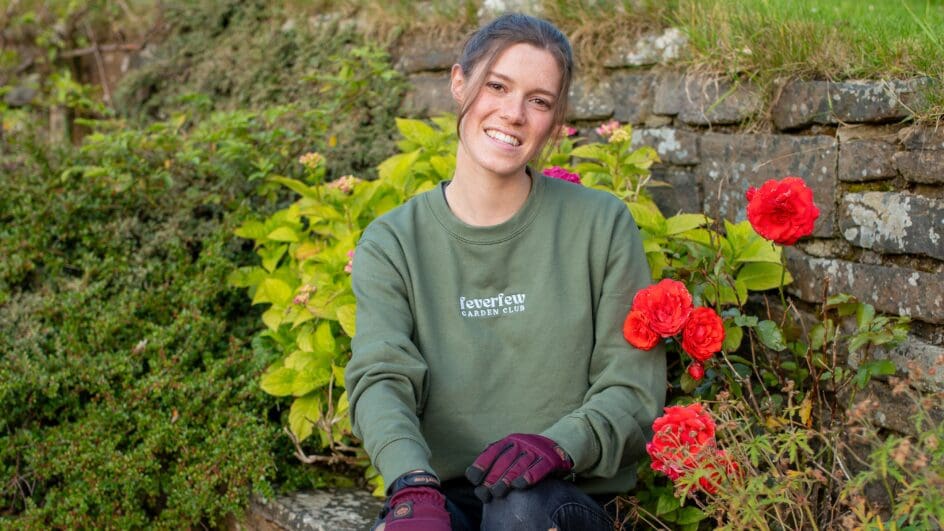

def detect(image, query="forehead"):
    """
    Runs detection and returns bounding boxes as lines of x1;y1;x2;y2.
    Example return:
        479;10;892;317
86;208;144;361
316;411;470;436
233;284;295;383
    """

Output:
486;43;562;95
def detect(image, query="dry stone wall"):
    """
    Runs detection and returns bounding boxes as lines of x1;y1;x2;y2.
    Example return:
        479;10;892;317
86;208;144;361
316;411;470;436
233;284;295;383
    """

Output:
396;31;944;393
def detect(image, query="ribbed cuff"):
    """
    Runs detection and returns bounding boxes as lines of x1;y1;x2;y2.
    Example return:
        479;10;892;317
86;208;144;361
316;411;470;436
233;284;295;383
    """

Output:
374;437;434;488
541;415;599;473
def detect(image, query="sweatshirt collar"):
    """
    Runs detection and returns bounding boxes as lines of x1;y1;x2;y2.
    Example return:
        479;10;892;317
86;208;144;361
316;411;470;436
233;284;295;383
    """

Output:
426;168;546;244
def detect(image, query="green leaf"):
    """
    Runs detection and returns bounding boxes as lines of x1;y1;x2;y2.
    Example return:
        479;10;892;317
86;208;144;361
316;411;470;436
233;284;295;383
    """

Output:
627;202;667;236
284;349;316;370
570;143;612;162
262;305;285;330
315;320;336;353
253;278;293;306
723;325;743;352
396;118;439;147
430;155;454;180
258;244;287;272
288;394;322;443
656;492;681;516
260;367;296;396
737;262;792;291
870;359;897;376
266;226;299;243
665;213;710;235
810;324;826;351
756;320;787;352
234;219;267;241
676;506;707;525
734;314;758;327
856;303;876;329
736;237;782;264
337;304;357;337
268;175;319;199
293;362;332;396
378;149;421;187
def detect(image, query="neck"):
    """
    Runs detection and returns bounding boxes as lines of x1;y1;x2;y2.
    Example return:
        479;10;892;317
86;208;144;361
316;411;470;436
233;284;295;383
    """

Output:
446;151;532;227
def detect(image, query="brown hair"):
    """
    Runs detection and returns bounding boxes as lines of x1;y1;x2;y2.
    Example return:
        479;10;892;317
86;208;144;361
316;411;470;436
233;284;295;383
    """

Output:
454;13;574;148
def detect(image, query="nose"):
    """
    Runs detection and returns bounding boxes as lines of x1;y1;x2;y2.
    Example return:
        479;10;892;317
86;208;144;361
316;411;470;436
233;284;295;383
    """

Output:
500;96;526;124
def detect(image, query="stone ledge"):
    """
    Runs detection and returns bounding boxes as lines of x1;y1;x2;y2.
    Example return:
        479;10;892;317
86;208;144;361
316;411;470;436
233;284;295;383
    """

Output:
785;249;944;324
840;192;944;260
772;79;927;131
233;489;382;531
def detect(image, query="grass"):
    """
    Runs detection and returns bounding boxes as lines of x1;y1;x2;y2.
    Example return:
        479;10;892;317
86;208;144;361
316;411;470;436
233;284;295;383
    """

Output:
341;0;944;122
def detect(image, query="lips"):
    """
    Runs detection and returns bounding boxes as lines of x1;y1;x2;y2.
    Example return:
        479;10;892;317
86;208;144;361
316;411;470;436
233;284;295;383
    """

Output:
485;128;521;147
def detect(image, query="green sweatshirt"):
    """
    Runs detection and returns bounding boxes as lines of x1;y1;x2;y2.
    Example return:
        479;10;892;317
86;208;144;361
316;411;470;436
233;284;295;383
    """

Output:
345;174;666;494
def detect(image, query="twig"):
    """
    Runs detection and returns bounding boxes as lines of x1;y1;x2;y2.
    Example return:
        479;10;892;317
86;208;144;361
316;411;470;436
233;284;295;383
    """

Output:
82;21;111;104
60;42;142;58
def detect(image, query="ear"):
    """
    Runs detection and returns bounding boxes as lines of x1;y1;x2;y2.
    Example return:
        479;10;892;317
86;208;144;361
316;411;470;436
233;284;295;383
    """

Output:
450;64;465;104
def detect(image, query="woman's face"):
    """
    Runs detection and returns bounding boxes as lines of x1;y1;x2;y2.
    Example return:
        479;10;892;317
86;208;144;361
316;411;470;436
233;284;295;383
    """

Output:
451;43;562;181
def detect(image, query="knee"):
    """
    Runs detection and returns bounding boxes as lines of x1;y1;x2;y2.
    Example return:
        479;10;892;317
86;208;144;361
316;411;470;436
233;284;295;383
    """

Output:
481;480;561;529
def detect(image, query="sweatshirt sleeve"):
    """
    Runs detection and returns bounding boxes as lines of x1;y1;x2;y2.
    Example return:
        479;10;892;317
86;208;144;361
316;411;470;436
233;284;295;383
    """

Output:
541;204;667;478
344;236;434;484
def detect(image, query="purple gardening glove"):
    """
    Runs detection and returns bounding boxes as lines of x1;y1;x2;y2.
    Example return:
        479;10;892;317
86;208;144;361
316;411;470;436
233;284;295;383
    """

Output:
375;472;451;531
465;433;574;502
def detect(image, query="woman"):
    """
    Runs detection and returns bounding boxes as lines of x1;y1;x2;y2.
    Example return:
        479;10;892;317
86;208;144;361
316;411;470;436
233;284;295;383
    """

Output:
345;13;666;531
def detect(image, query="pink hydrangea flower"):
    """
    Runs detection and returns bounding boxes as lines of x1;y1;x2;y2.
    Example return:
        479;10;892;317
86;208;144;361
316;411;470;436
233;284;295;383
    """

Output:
560;125;578;137
344;249;355;274
595;119;620;138
542;166;582;185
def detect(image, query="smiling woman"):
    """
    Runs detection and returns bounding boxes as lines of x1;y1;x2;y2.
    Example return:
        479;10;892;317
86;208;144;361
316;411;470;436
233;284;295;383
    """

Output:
344;13;666;531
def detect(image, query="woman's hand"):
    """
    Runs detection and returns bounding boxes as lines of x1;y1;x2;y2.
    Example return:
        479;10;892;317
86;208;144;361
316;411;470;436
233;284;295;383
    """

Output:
373;471;451;531
465;433;573;502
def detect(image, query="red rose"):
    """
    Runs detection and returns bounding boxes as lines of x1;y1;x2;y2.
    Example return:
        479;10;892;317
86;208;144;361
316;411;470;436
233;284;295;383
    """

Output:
681;307;725;362
623;310;659;350
632;279;693;337
646;403;716;480
697;449;740;495
745;176;820;245
687;361;705;381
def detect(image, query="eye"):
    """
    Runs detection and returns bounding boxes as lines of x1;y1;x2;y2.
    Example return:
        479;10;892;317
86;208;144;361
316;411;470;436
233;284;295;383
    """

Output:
531;97;552;109
486;81;505;92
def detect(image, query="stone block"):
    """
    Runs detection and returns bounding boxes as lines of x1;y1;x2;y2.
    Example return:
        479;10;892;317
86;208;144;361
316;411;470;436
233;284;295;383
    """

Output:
567;77;616;121
400;73;454;117
849;380;944;436
632;127;698;165
396;39;460;73
603;28;688;67
838;139;897;182
899;125;944;150
848;335;944;393
649;167;701;215
241;490;382;531
698;133;837;237
772;79;925;131
675;76;762;126
893;150;944;184
610;72;654;125
652;71;684;116
840;192;944;260
785;249;944;324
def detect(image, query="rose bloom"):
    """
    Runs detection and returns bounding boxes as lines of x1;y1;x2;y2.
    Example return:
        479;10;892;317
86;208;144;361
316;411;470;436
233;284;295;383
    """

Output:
745;176;820;245
646;403;716;481
623;310;659;350
631;279;693;337
542;166;582;185
696;449;740;495
681;307;725;362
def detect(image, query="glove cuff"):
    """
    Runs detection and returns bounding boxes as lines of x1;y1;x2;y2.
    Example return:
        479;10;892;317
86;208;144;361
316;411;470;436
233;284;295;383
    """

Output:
389;470;441;494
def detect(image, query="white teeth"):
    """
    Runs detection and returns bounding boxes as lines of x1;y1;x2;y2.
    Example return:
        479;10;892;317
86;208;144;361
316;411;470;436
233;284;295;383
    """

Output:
486;129;521;146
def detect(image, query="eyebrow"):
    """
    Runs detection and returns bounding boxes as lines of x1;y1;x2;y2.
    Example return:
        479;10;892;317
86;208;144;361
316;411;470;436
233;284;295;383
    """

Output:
488;72;558;99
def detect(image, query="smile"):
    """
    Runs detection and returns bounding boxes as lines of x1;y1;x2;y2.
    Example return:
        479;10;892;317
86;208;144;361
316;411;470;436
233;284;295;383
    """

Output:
485;129;521;147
